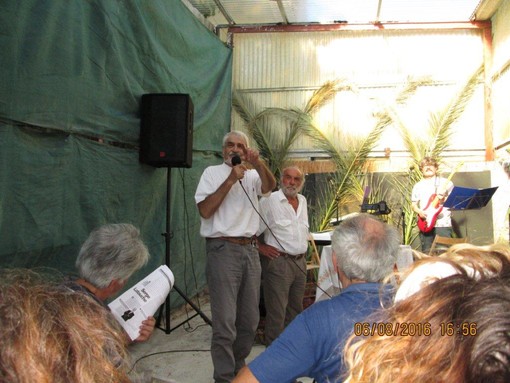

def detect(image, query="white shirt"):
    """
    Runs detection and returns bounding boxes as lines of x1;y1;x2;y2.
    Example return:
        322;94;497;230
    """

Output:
195;163;267;238
257;189;309;255
411;176;454;228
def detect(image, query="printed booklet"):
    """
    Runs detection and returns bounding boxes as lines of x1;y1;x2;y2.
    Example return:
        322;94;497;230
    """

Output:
108;265;174;340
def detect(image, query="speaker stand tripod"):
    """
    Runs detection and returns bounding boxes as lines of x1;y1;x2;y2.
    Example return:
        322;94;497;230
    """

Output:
156;167;212;333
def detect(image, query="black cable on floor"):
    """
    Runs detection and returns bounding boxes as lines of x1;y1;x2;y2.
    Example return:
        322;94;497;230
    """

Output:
129;349;211;373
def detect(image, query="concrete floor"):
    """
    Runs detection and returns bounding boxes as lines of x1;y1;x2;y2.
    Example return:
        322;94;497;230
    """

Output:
127;296;313;383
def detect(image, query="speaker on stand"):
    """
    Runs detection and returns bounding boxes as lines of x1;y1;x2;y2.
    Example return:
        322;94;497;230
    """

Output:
139;93;212;333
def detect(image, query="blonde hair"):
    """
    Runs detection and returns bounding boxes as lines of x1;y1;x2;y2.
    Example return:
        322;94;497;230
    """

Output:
0;269;131;383
343;244;510;383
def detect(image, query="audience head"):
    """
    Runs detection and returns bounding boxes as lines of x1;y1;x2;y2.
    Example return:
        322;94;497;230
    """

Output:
280;166;305;198
395;243;508;301
0;268;131;383
344;244;510;383
331;213;400;283
76;223;149;289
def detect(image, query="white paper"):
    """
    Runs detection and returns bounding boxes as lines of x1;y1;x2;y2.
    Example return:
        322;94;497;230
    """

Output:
310;230;332;242
315;246;341;302
108;265;174;341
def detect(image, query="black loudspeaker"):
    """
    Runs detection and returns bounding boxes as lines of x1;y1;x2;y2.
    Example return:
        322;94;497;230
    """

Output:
139;93;193;168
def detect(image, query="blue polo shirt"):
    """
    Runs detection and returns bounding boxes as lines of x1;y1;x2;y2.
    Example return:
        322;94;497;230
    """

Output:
248;283;386;383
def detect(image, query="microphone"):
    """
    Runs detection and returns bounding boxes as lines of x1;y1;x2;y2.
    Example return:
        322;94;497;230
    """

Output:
231;155;242;184
231;155;241;166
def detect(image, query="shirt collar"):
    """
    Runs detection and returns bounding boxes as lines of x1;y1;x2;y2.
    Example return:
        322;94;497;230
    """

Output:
276;189;287;202
276;188;302;203
342;282;382;293
341;282;393;304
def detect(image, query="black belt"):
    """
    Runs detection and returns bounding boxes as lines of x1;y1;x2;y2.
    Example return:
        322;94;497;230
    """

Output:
280;252;306;260
207;236;257;246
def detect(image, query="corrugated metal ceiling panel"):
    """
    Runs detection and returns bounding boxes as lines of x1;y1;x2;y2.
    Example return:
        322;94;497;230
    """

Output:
185;0;484;27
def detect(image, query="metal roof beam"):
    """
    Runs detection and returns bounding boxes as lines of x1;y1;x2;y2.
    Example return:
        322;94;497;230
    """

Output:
213;0;235;24
274;0;289;24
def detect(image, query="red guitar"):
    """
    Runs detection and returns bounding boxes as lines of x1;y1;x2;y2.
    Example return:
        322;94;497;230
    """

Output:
417;193;445;233
417;164;461;233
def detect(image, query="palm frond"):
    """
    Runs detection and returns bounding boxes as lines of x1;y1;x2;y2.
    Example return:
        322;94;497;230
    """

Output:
251;107;307;174
297;115;340;161
395;76;434;104
232;91;255;125
389;171;422;244
387;106;421;161
385;78;436;163
303;79;352;115
426;64;484;158
235;79;359;179
438;65;483;132
302;120;386;231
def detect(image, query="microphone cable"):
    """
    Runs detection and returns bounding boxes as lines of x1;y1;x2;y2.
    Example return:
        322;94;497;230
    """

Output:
232;160;333;300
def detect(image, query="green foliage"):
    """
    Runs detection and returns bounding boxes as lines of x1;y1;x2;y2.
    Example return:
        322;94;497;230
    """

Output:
232;92;301;179
303;77;433;232
232;80;351;179
233;65;483;241
300;118;386;231
390;64;484;244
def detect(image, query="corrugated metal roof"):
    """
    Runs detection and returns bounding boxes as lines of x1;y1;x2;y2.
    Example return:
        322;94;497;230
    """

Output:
184;0;491;27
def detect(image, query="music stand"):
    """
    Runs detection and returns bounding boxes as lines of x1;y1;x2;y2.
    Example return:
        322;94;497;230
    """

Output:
443;186;498;210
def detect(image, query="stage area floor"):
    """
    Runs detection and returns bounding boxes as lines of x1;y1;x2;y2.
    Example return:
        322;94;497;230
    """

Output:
127;295;314;383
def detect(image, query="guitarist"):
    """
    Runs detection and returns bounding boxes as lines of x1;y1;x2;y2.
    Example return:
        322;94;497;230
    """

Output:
411;157;454;253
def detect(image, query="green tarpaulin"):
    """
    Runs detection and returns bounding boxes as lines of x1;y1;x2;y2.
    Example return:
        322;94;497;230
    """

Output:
0;0;232;307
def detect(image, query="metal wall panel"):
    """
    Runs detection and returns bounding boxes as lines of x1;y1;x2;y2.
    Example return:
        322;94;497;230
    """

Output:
488;0;510;245
231;28;486;157
492;0;510;147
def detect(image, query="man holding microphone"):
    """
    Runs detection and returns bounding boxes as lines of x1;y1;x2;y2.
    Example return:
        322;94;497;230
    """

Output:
195;130;276;383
